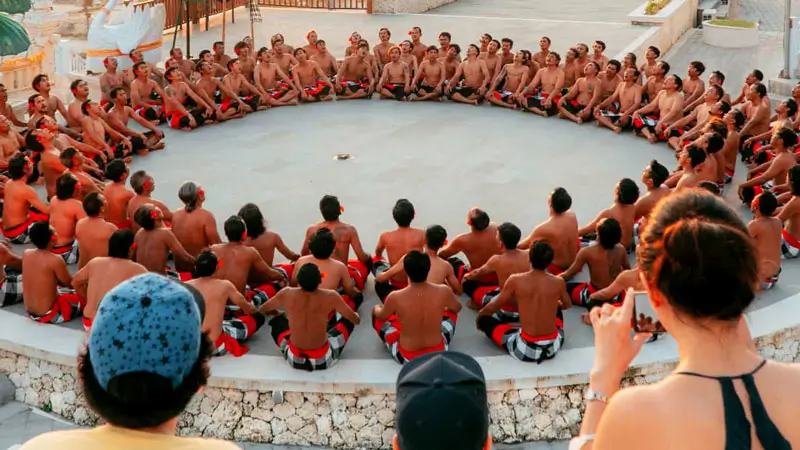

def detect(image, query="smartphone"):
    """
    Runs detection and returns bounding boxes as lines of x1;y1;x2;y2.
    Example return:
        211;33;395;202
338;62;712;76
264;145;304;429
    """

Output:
632;291;664;334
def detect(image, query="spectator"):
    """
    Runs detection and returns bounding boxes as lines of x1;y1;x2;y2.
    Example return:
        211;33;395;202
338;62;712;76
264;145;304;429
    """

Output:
20;273;239;450
571;189;799;449
394;351;490;450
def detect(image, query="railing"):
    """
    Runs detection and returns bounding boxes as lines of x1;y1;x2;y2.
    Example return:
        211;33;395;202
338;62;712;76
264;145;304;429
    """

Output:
0;59;43;93
257;0;367;8
149;0;247;31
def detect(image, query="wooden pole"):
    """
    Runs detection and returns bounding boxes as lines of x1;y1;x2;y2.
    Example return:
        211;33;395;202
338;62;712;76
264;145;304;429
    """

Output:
222;0;227;43
185;0;191;57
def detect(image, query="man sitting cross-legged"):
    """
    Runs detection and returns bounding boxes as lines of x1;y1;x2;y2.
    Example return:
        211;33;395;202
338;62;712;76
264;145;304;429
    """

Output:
294;228;364;312
2;153;49;244
187;250;267;357
372;199;425;302
518;187;579;275
238;203;299;280
438;207;502;298
71;229;147;330
0;243;23;308
172;181;222;272
262;262;361;371
373;250;462;364
477;241;571;363
23;222;84;324
127;170;173;233
49;173;85;265
132;204;194;280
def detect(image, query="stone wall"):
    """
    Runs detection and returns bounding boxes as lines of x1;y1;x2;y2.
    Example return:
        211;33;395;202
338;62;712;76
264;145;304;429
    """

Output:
2;324;799;448
371;0;454;14
619;0;699;60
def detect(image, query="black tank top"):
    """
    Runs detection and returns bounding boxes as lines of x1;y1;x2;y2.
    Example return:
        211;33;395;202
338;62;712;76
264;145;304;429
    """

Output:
676;360;791;450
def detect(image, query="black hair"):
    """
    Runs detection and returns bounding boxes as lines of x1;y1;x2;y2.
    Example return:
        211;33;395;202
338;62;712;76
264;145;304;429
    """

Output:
165;67;181;80
379;27;391;37
297;263;322;292
194;250;218;278
199;49;211;59
403;250;430;283
776;127;798;148
451;44;461;54
224;215;246;242
426;45;438;54
32;74;48;91
752;69;764;81
789;165;800;196
60;147;79;169
709;85;723;100
29;221;53;249
467;44;480;55
670;74;683;91
83;192;104;217
309;228;336;259
594;40;606;50
490;39;501;48
134;205;157;231
237;203;266;239
81;100;94;116
293;47;306;58
481;33;492;41
8;153;29;180
55;172;79;201
469;209;490;231
786;98;798;117
586;61;601;73
597;218;622;250
226;58;239;70
625;52;637;65
25;131;44;152
501;38;514;47
425;225;447;250
108;229;135;258
756;191;778;216
132;61;146;76
110;87;126;100
549;51;561;63
545;187;570;214
711;70;725;84
616;178;640;205
439;32;451;39
718;100;731;115
213;41;224;48
70;79;86;94
752;82;767;97
647;45;661;57
497;222;521;250
658;61;670;74
79;332;212;430
320;195;341;221
687;145;706;168
646;160;669;187
690;60;706;75
607;59;621;72
105;159;127;183
731;109;746;129
706;132;724;154
234;41;247;51
698;181;721;195
392;199;415;228
529;240;554;271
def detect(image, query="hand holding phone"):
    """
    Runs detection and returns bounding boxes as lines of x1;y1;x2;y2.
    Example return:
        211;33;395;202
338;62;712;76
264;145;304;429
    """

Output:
632;291;666;334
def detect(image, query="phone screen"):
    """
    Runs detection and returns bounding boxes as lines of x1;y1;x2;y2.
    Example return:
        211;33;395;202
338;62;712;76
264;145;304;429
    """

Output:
632;291;664;333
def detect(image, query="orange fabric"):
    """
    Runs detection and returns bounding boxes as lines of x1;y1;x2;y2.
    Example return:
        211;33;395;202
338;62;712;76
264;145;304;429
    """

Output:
397;339;445;361
287;340;330;360
214;332;249;357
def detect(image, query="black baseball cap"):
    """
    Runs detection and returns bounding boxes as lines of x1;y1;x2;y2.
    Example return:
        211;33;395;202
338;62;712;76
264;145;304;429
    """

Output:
394;351;490;450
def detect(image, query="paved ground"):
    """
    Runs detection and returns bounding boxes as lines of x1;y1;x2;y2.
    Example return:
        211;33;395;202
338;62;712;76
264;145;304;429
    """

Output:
739;0;785;32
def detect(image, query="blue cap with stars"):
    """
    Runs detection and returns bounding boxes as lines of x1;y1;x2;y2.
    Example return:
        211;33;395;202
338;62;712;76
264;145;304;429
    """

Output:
88;273;204;390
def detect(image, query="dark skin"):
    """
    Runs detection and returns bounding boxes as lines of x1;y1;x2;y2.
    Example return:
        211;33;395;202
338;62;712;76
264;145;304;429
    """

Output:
292;254;359;299
132;211;194;274
210;240;285;294
560;242;630;289
189;275;258;342
22;236;73;316
245;229;299;267
374;225;425;283
302;218;370;266
375;247;462;295
464;244;530;309
438;209;502;269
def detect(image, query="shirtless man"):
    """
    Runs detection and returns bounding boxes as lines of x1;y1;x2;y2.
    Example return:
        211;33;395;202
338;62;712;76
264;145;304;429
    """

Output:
438;207;502;295
163;67;214;130
1;153;49;244
410;47;446;102
408;27;428;63
187;250;266;357
74;192;116;268
682;61;707;109
100;160;132;230
519;52;565;116
26;93;49;131
666;85;723;151
487;51;528;109
335;44;375;100
221;58;265;113
643;60;668;104
739;128;798;205
519;187;579;274
194;62;250;119
590;41;610;68
562;49;580;91
345;32;362;57
128;49;164;85
261;262;360;370
0;115;23;169
477;241;571;363
132;204;194;278
593;60;622;104
127;170;173;233
740;83;772;154
438;32;461;63
499;38;514;66
48;173;85;264
532;36;551;69
398;40;419;76
373;250;462;364
479;39;503;82
166;47;194;80
82;100;133;159
0;84;26;127
98;57;130;111
59;147;103;198
199;49;228;77
292;48;335;103
301;195;372;291
639;46;660;80
301;29;320;59
272;44;299;76
374;28;395;71
31;74;70;131
745;192;783;290
633;73;684;143
440;44;462;83
594;67;642;133
579;178;639;251
22;222;82;324
557;61;601;124
28;129;70;200
371;199;425;300
172;181;222;271
377;46;411;101
251;50;297;106
106;87;165;152
238;203;299;275
66;79;92;132
311;40;339;80
573;43;590;74
447;45;490;106
130;62;166;122
674;145;707;190
742;99;796;160
732;69;763;106
722;109;746;183
231;42;256;82
777;166;800;259
71;229;147;329
213;41;232;69
685;70;730;112
633;160;671;239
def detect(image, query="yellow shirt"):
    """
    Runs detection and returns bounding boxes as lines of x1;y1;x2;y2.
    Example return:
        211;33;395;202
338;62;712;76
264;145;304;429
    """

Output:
20;425;241;450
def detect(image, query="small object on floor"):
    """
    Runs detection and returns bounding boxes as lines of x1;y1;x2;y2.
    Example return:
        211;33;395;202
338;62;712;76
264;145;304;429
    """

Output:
335;153;351;160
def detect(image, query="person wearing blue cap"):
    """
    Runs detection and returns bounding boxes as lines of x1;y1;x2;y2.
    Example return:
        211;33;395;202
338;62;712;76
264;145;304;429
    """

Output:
19;273;238;450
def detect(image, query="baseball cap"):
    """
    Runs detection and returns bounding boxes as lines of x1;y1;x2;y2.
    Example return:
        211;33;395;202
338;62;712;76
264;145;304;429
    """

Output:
395;351;490;450
88;273;206;390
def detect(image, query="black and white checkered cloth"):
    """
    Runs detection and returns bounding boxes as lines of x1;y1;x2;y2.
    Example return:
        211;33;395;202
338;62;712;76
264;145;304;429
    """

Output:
0;268;23;307
248;0;262;23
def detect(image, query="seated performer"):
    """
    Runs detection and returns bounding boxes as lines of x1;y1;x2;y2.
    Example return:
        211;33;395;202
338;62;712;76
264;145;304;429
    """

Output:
292;48;335;103
0;243;23;307
233;41;257;82
302;29;320;58
335;43;375;100
0;84;26;127
106;87;165;153
377;46;411;101
263;262;360;371
748;192;783;290
399;40;419;75
103;160;135;230
578;178;639;251
477;241;571;363
410;47;445;102
672;145;707;190
590;40;610;68
75;192;117;268
438;208;502;295
408;27;428;63
132;204;194;278
29;130;70;199
35;114;107;172
519;52;565;116
127;170;173;233
49;173;85;265
741;98;796;162
446;44;490;106
98;57;130;112
22;222;83;324
128;49;164;85
633;160;671;237
479;39;504;82
130;62;166;122
739;83;771;155
272;42;299;75
194;61;250;120
732;69;763;106
557;61;600;124
633;74;685;143
221;58;265;114
168;47;195;80
518;187;579;274
59;148;103;198
739;128;798;205
210;216;287;310
294;228;363;311
172;181;222;270
562;218;630;306
487;51;529;110
253;48;298;107
372;199;425;301
375;224;462;298
301;195;372;291
66;79;91;132
463;222;529;322
594;67;642;133
311;40;339;80
163;67;214;130
777;166;800;259
2;153;49;244
373;250;462;364
30;74;78;139
638;45;660;79
212;41;233;69
238;203;299;277
71;229;147;330
665;85;724;151
722;109;745;183
187;250;266;357
440;44;462;83
80;100;134;162
682;61;707;110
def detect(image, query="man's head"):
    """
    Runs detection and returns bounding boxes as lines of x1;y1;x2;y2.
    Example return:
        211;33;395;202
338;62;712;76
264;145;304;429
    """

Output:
108;229;135;259
395;351;489;450
665;74;682;92
426;46;439;60
681;145;706;169
81;100;100;117
549;187;572;214
309;227;336;259
615;178;640;205
623;67;640;83
165;67;183;83
388;46;401;62
29;221;55;250
466;44;480;58
227;58;241;74
425;225;447;251
297;263;323;292
538;36;550;51
169;47;184;60
646;45;660;60
55;172;80;201
771;127;798;150
59;146;81;170
234;41;249;57
643;160;669;188
401;40;414;53
501;38;513;53
497;222;521;250
704;84;722;103
237;203;266;239
194;249;220;278
623;52;637;68
448;44;461;59
224;215;247;242
748;82;767;101
29;94;47;114
110;87;128;104
403;250;431;283
0;84;6;103
134;204;162;231
546;51;560;67
83;192;106;217
605;60;621;77
25;128;52;152
438;32;452;47
576;43;589;56
597;218;622;250
357;43;370;58
584;61;600;76
592;40;606;54
479;33;492;46
704;132;725;155
294;47;309;62
105;159;128;183
656;61;670;76
7;153;30;181
409;26;422;40
688;60;705;77
724;109;746;130
132;61;149;78
70;79;89;99
320;195;342;221
392;199;415;227
467;208;490;231
129;170;153;194
316;40;328;52
129;49;143;62
81;273;209;430
710;70;725;86
379;27;391;42
529;240;554;271
178;181;204;212
213;41;225;54
752;191;778;217
32;74;50;93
